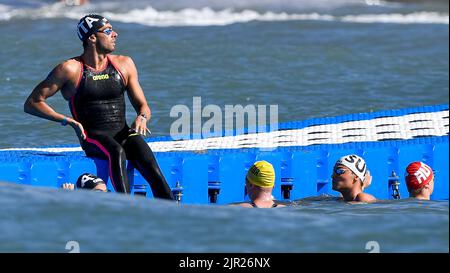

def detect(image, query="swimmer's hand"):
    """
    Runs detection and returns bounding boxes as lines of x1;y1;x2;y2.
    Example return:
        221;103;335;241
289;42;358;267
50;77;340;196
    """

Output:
67;118;86;140
62;183;75;190
131;114;150;137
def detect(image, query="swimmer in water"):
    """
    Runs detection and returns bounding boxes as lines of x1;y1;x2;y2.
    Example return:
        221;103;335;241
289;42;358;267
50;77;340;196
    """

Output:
235;161;285;208
404;161;435;200
331;154;376;203
62;173;108;192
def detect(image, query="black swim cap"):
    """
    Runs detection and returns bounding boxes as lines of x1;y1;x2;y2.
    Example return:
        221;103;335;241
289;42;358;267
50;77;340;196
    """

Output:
77;14;109;42
76;173;106;189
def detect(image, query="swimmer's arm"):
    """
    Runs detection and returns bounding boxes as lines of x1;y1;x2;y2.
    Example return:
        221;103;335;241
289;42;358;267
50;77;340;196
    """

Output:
122;56;152;135
24;60;80;122
124;57;151;119
24;61;87;139
24;62;72;123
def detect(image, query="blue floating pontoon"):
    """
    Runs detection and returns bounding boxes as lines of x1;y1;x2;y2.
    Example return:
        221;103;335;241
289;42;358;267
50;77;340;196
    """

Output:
0;104;448;203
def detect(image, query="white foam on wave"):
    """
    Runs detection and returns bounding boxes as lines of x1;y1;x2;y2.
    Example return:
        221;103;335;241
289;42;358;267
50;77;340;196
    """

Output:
342;12;450;24
100;7;335;26
65;7;450;26
0;3;448;26
93;8;450;26
0;4;13;21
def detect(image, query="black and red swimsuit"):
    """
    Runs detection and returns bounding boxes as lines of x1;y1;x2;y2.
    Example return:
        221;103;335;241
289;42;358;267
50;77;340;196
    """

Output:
69;56;173;199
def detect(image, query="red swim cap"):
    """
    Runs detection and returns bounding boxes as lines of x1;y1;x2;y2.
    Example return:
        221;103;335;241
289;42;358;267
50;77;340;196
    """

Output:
405;162;434;190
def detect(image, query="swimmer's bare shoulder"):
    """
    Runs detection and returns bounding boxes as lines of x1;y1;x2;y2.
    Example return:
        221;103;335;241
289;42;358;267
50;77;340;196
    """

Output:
354;192;377;203
107;55;132;69
228;201;253;208
48;57;81;80
236;203;254;208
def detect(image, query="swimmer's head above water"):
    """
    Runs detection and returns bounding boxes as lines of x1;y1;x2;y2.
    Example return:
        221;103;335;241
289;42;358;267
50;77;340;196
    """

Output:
331;154;376;203
76;173;107;192
405;162;434;200
76;13;117;53
332;154;367;190
77;14;109;42
246;160;275;188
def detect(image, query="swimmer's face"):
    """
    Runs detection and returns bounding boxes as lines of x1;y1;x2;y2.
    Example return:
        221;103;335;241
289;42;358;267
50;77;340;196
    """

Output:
94;23;117;53
332;165;357;191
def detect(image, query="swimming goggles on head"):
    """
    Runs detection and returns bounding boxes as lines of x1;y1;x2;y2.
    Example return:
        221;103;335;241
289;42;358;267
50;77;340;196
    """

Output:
334;168;348;175
97;28;113;35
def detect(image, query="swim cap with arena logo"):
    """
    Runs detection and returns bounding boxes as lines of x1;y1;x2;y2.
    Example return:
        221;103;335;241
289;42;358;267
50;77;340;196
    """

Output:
77;14;109;42
335;154;368;183
76;173;106;189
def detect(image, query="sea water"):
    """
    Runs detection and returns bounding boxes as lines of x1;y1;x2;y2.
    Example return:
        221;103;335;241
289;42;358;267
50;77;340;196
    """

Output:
0;0;448;253
0;182;447;252
0;0;448;148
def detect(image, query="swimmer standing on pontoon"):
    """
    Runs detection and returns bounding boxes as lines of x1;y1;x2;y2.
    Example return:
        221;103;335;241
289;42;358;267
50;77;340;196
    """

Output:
24;14;173;199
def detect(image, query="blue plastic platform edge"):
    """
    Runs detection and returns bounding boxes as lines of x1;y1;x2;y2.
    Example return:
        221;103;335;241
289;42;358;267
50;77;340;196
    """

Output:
1;104;448;150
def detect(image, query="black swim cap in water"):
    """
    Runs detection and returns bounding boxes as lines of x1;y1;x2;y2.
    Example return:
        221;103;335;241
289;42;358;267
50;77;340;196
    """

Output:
77;14;109;42
76;173;106;189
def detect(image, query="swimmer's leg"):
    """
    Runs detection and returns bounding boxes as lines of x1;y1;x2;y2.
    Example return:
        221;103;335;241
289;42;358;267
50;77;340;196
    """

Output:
82;134;130;193
123;135;174;200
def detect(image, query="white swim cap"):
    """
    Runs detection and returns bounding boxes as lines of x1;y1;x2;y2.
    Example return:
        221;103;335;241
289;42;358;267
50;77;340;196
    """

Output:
335;154;368;182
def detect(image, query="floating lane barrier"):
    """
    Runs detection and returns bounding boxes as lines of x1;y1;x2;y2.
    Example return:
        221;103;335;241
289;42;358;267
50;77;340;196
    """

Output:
0;104;448;203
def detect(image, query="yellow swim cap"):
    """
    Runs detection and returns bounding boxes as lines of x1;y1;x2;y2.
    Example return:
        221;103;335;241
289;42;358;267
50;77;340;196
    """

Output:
246;161;275;188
